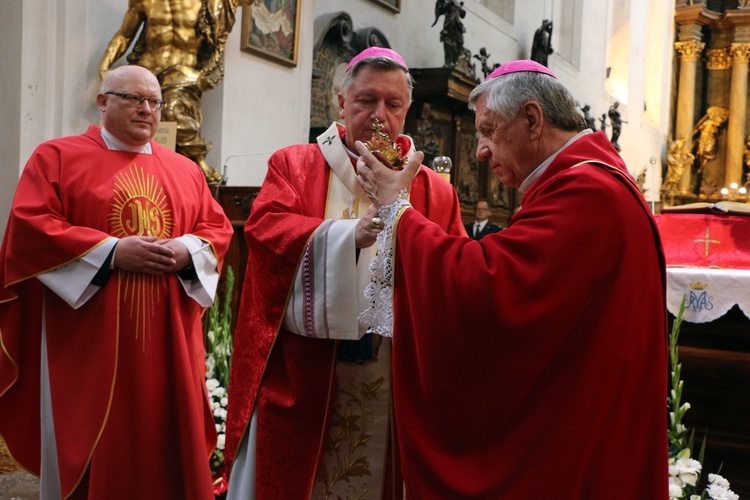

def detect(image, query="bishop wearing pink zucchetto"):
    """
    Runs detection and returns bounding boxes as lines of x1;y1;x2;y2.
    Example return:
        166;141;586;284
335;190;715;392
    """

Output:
223;47;466;499
353;60;669;497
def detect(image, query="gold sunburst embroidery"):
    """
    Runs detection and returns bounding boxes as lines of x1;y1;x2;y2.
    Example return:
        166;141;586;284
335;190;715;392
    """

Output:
109;164;172;239
108;164;173;350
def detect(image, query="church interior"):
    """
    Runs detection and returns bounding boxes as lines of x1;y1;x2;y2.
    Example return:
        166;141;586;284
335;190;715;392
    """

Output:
1;0;750;497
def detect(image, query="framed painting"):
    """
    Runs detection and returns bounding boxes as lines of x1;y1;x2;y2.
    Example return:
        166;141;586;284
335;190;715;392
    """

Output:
241;0;301;67
368;0;400;13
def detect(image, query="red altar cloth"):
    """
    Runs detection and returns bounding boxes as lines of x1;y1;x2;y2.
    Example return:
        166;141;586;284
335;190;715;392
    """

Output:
655;213;750;269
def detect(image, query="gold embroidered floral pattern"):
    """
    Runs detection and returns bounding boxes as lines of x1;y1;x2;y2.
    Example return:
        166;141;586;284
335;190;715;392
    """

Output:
315;376;385;500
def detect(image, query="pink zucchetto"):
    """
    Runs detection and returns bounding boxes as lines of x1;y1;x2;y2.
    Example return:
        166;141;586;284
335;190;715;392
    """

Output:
346;47;409;73
486;60;557;80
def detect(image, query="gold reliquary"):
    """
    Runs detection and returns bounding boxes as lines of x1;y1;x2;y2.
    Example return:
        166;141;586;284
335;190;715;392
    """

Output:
365;119;408;170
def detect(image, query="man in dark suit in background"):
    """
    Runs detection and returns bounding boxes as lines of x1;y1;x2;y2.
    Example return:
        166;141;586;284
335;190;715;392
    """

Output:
465;198;502;239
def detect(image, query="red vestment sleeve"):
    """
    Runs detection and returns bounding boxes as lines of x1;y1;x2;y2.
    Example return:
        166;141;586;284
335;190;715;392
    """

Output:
224;145;333;496
1;134;113;286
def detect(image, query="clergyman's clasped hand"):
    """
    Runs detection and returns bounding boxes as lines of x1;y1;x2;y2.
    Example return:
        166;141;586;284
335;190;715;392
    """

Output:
355;205;384;249
355;141;422;208
113;235;190;275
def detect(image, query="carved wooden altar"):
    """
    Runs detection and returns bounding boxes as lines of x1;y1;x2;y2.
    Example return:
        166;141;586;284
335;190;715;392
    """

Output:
657;205;750;496
404;67;517;226
213;185;259;333
664;7;750;496
666;3;750;207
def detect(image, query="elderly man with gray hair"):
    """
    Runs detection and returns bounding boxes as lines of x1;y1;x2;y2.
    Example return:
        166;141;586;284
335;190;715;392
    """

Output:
356;60;668;498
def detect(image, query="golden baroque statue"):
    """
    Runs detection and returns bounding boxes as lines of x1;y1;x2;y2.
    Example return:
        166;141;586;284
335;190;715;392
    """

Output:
662;136;694;197
693;106;729;173
99;0;252;186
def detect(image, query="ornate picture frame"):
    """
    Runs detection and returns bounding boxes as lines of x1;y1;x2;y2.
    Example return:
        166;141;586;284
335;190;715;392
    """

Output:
368;0;400;13
241;0;301;67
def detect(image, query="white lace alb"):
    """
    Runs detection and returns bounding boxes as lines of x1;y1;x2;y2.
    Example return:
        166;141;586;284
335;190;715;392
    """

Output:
358;190;411;337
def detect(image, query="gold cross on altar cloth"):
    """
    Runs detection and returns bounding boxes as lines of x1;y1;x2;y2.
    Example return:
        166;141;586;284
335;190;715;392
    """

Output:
694;227;721;257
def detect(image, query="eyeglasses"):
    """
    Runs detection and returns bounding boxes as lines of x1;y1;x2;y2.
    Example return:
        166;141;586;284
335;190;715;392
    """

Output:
105;91;165;111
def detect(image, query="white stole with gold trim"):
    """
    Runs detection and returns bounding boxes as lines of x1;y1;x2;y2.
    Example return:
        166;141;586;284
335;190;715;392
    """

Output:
282;122;378;340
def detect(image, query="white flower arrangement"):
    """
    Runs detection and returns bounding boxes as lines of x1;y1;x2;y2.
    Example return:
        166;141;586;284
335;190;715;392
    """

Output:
668;298;739;500
207;376;228;452
205;266;235;493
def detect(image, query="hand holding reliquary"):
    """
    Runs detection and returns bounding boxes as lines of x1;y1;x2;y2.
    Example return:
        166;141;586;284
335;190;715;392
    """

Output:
364;119;408;170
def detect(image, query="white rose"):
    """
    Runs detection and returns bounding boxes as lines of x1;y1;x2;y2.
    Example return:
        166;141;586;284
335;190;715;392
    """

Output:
668;481;684;499
708;474;730;488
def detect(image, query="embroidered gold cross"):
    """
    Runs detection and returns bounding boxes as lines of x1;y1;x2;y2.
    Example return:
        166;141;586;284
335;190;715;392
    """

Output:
694;227;721;257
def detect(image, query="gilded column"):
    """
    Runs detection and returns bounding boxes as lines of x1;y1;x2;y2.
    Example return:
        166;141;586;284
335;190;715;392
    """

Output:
700;37;731;197
723;9;750;188
674;39;705;192
705;48;731;102
672;6;717;195
725;43;750;187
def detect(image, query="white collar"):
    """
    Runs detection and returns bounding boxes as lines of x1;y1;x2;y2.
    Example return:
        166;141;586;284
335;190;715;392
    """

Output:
100;127;153;154
519;129;592;192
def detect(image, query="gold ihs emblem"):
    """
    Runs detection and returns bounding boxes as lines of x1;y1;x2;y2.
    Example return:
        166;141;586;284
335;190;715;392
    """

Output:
108;164;173;350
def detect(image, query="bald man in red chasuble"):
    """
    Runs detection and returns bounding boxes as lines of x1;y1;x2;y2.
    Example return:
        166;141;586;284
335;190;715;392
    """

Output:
0;65;232;499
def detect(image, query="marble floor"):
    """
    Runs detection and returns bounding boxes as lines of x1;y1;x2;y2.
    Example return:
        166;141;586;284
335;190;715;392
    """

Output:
0;471;39;500
0;437;39;499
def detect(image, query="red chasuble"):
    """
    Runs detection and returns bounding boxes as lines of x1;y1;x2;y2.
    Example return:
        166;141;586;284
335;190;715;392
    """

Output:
0;126;232;499
225;132;466;498
390;132;669;498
